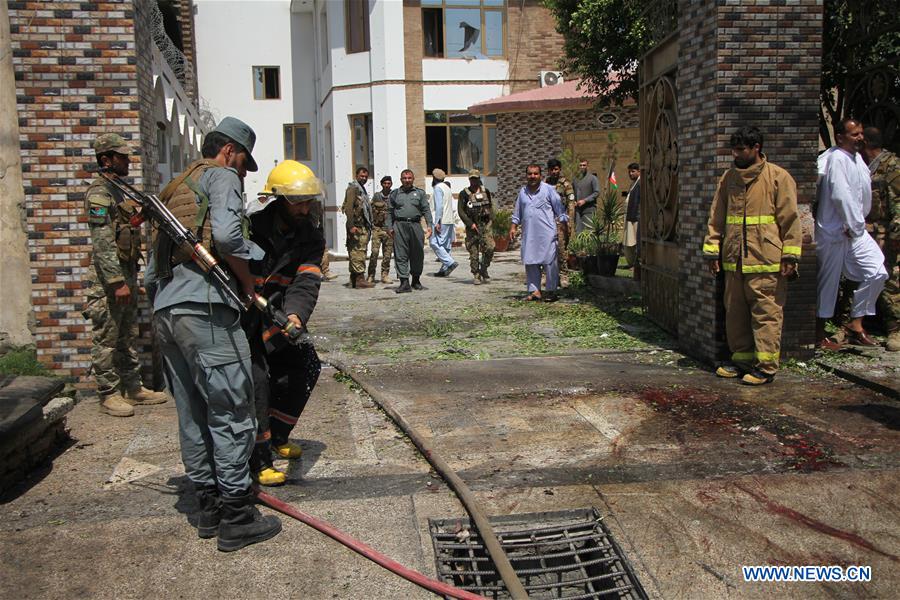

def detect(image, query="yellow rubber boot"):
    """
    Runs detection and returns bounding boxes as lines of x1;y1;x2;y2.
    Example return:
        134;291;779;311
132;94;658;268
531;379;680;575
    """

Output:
256;467;286;487
274;442;302;459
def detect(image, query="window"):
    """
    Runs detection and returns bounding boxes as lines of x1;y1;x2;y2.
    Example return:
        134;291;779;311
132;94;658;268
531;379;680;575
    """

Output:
156;123;168;165
283;123;311;161
345;0;370;54
252;66;280;100
349;114;374;176
324;122;333;183
422;0;505;59
319;9;329;69
425;111;497;176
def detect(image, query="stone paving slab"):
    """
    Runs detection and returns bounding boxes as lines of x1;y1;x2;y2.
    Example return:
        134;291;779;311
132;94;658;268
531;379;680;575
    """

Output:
345;355;900;598
0;368;440;600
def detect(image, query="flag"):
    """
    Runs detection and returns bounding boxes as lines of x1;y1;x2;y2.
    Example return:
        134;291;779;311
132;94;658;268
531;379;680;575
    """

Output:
607;164;618;190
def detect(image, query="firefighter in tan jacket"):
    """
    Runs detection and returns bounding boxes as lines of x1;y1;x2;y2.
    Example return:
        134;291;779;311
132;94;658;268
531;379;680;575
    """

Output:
703;127;801;385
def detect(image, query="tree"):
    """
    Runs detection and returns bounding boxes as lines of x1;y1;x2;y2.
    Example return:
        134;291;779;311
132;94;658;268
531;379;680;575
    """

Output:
546;0;900;150
821;0;900;148
543;0;654;106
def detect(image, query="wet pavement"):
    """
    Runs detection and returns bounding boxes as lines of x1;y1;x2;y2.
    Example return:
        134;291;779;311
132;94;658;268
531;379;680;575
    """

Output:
1;251;898;599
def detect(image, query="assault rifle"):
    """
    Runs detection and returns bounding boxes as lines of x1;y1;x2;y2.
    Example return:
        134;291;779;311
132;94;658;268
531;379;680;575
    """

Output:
95;168;308;346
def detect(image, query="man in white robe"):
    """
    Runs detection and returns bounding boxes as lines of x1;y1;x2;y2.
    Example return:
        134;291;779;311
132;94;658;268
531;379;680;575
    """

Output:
816;118;888;346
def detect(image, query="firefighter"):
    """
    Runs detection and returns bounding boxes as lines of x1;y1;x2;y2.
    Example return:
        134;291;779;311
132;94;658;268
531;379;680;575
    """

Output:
245;160;325;485
703;126;801;385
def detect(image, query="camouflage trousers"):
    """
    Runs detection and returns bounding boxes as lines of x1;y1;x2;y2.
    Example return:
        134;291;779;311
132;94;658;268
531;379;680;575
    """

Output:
835;228;899;332
346;229;371;275
465;229;495;274
82;281;142;397
367;227;394;277
877;230;898;332
557;222;571;275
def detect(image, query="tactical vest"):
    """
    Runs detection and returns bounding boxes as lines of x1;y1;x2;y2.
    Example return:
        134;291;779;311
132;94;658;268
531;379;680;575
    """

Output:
84;178;141;264
371;195;390;227
153;159;219;279
462;187;492;223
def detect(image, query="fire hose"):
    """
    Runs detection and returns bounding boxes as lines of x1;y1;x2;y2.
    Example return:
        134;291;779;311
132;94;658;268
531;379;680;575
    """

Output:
324;358;530;600
256;490;485;600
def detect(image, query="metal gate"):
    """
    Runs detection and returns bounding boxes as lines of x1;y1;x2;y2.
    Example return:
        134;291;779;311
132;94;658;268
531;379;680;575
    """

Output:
638;1;680;334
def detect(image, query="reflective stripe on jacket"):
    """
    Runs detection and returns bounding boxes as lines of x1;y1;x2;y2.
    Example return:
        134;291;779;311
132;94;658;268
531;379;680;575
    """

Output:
703;157;801;273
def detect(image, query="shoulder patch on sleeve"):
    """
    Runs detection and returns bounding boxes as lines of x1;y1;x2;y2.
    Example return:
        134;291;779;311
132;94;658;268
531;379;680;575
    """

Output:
86;191;112;206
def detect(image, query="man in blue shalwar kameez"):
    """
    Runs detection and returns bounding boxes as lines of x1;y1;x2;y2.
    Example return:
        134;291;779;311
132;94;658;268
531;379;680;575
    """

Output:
509;164;568;302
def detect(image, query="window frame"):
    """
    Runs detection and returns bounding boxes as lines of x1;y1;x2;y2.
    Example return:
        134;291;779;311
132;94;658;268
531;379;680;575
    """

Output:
344;0;370;54
283;123;311;162
348;113;374;177
421;0;507;59
424;111;497;176
251;65;281;100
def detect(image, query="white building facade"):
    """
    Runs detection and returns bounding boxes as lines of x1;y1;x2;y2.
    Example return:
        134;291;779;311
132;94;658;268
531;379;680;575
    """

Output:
195;0;563;251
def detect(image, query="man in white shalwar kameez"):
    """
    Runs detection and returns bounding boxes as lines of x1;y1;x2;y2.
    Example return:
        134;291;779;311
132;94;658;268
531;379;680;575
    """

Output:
816;118;888;346
510;164;568;302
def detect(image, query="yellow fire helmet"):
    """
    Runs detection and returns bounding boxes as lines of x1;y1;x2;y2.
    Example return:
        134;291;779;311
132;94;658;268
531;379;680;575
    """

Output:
259;159;324;204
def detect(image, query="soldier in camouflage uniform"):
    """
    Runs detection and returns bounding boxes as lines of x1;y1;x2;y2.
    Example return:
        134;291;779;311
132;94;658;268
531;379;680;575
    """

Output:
342;167;374;288
457;170;495;285
367;175;395;284
546;159;576;287
82;134;167;417
863;127;900;351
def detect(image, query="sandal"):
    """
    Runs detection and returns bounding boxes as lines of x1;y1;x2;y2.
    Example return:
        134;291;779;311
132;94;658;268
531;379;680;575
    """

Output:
524;293;542;301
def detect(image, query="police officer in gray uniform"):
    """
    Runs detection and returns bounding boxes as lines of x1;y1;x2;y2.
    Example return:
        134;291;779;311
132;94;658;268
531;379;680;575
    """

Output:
387;169;433;293
147;117;281;552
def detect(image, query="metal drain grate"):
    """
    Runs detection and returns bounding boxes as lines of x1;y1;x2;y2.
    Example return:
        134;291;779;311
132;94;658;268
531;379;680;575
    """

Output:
429;508;647;600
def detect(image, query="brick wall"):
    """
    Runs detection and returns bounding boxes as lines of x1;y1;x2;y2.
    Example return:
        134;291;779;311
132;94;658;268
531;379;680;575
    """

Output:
175;0;197;100
495;105;639;205
8;0;163;384
506;0;566;93
676;0;821;365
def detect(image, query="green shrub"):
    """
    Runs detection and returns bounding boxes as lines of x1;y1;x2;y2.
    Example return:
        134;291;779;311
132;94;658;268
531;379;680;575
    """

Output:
491;208;513;237
0;347;51;377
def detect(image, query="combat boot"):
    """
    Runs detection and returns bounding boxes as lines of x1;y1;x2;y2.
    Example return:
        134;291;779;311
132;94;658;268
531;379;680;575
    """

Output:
366;273;376;284
195;484;221;539
100;392;134;417
411;275;426;290
354;273;374;289
473;272;482;286
217;490;282;552
381;272;393;285
124;386;168;405
396;278;412;293
322;270;338;282
480;268;491;283
887;330;900;352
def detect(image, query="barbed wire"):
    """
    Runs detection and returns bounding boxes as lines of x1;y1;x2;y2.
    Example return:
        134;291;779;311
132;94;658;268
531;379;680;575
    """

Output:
149;1;196;98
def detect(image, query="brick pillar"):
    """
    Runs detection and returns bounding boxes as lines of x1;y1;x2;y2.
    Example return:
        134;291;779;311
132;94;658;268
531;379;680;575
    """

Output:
8;0;156;382
403;1;425;179
676;0;821;364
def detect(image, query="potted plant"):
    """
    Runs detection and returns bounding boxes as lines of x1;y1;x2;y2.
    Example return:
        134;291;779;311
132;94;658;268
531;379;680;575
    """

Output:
567;223;601;276
568;190;624;277
592;189;625;276
492;208;512;252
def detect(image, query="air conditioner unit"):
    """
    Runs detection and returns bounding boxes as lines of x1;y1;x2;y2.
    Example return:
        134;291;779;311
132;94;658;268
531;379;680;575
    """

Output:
540;71;564;88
